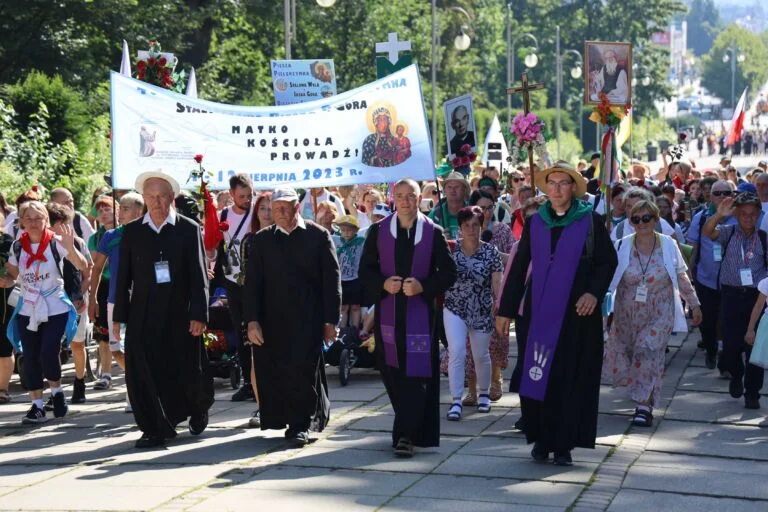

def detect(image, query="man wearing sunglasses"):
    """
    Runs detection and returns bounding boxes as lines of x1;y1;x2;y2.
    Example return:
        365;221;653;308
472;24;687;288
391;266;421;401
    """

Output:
702;192;766;410
688;180;738;371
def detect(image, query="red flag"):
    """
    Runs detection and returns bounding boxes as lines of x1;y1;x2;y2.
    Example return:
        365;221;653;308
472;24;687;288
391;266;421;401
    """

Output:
201;182;223;251
726;88;748;147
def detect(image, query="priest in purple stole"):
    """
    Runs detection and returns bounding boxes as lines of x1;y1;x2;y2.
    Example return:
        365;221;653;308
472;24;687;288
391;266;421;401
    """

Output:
497;162;617;466
360;179;456;458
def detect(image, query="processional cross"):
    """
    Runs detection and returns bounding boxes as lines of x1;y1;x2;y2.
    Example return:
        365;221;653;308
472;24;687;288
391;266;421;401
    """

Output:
507;72;546;192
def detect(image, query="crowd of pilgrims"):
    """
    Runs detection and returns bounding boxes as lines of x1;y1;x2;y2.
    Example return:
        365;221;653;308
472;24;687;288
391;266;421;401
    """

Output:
0;152;766;463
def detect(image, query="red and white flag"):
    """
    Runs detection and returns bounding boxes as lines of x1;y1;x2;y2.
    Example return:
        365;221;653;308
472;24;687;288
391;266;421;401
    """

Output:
726;88;748;147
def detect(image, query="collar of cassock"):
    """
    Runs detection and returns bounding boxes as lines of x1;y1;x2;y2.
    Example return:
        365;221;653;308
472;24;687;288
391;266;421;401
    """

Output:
391;212;427;244
537;199;592;229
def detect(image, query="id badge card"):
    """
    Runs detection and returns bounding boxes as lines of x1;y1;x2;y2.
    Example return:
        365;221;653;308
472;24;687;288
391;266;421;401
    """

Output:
23;286;41;307
634;284;648;303
740;268;754;287
154;261;171;284
713;243;722;262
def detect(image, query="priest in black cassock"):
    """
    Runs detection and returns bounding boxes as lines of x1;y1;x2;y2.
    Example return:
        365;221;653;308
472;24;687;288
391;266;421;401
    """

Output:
113;171;213;449
497;161;617;466
243;186;340;447
359;179;456;458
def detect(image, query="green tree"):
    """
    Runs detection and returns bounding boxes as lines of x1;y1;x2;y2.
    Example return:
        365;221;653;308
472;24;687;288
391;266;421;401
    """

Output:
701;25;768;109
686;0;724;56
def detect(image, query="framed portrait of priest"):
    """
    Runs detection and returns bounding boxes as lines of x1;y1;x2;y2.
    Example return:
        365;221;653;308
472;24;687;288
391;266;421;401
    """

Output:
584;41;632;107
444;94;477;158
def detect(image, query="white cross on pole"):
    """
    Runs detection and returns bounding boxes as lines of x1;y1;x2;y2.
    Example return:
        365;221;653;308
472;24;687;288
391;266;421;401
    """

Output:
376;32;412;65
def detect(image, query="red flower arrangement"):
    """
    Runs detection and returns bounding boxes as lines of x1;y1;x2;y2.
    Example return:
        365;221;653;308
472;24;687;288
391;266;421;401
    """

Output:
134;41;187;93
589;92;631;127
451;143;477;169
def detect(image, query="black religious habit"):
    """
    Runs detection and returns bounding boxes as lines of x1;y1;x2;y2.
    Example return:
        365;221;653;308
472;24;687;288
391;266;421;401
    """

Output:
498;208;617;452
113;215;213;440
242;221;340;432
359;219;456;448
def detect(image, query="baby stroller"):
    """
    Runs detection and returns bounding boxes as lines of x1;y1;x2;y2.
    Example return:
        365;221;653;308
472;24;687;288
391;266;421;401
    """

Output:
205;289;241;389
324;326;376;386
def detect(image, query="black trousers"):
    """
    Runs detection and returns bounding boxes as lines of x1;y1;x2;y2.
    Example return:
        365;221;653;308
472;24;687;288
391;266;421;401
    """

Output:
721;286;765;400
223;279;251;382
695;281;721;360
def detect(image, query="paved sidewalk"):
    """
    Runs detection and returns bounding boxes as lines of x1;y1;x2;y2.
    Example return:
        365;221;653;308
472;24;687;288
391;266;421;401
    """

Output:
0;328;765;511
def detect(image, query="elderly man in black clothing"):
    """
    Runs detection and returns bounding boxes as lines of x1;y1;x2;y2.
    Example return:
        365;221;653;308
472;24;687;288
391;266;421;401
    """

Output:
244;186;341;446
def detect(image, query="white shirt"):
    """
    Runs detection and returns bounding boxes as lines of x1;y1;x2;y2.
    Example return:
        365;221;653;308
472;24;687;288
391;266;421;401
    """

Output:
3;211;17;235
9;238;70;316
762;201;768;214
591;68;629;104
298;190;346;222
75;212;95;243
142;210;177;234
276;214;306;235
221;205;253;283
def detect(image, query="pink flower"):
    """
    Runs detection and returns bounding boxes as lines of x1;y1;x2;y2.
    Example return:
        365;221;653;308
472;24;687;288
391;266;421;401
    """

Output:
452;157;462;168
460;143;471;154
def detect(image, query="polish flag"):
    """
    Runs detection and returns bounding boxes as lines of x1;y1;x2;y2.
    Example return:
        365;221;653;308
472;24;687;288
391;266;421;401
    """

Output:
726;88;748;147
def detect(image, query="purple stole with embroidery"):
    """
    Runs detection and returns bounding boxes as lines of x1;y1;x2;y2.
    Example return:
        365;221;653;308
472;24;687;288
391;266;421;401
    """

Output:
520;213;589;401
377;213;434;378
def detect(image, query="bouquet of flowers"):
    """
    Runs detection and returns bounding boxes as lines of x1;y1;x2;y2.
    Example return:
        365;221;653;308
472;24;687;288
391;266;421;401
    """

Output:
588;92;630;127
134;41;187;93
505;112;549;168
451;144;477;170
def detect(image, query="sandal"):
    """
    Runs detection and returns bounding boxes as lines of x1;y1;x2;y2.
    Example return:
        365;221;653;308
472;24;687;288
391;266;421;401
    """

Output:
489;378;503;402
446;402;463;421
394;437;414;458
632;407;653;427
0;390;9;404
477;394;491;413
462;393;477;407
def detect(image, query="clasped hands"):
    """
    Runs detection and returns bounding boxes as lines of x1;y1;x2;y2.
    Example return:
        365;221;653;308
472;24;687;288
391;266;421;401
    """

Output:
383;276;423;297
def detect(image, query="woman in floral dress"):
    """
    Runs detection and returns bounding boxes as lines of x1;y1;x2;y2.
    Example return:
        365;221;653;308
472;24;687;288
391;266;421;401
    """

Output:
604;200;702;427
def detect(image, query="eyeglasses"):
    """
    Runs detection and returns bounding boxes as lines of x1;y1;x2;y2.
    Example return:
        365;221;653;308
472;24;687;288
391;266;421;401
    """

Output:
478;205;494;212
630;214;655;225
512;177;521;183
711;190;733;197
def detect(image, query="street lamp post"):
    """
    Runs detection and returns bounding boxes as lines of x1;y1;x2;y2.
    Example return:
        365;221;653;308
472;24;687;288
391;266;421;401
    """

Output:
555;25;582;159
723;46;745;109
431;2;473;163
506;5;538;124
284;0;337;58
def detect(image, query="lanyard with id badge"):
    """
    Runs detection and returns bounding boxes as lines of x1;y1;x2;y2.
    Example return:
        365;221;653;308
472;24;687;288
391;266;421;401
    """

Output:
634;235;657;303
155;251;171;284
738;232;757;287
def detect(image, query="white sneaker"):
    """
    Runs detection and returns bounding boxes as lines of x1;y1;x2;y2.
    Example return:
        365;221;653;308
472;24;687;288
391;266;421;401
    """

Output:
124;390;132;413
93;375;112;390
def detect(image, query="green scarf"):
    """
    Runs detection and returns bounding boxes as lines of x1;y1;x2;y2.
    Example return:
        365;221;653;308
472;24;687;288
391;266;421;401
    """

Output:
336;234;365;258
538;199;593;229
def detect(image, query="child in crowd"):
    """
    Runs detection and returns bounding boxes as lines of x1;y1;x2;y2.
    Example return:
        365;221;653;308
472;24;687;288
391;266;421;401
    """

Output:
334;215;365;329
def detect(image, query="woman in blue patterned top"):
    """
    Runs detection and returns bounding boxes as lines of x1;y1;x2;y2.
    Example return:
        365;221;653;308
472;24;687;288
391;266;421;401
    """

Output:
444;206;503;420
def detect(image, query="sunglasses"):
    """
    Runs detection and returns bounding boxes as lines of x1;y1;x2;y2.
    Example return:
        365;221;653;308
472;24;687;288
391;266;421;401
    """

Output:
512;177;522;183
711;190;733;197
630;214;655;225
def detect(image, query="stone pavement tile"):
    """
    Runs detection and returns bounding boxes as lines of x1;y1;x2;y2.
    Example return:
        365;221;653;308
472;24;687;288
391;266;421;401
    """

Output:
457;436;610;464
0;465;73;487
347;409;505;437
234;466;421;496
188;488;387;511
0;483;185;511
666;332;686;348
665;391;768;426
480;409;524;438
677;365;730;393
0;432;136;465
623;451;768;500
328;385;387;402
647;421;768;460
607;489;768;512
434;453;598;484
279;444;455;473
402;474;582;507
0;423;133;449
312;430;471;457
43;462;237;488
383;497;561;511
326;371;383;389
110;428;286;465
598;386;636;416
595;413;631;446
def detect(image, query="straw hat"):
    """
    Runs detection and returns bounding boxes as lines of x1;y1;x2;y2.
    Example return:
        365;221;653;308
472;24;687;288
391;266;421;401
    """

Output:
443;171;470;191
135;169;181;196
534;160;588;197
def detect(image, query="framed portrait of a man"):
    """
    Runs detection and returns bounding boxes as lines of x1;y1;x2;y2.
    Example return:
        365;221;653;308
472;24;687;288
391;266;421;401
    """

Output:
444;94;477;158
584;41;632;106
